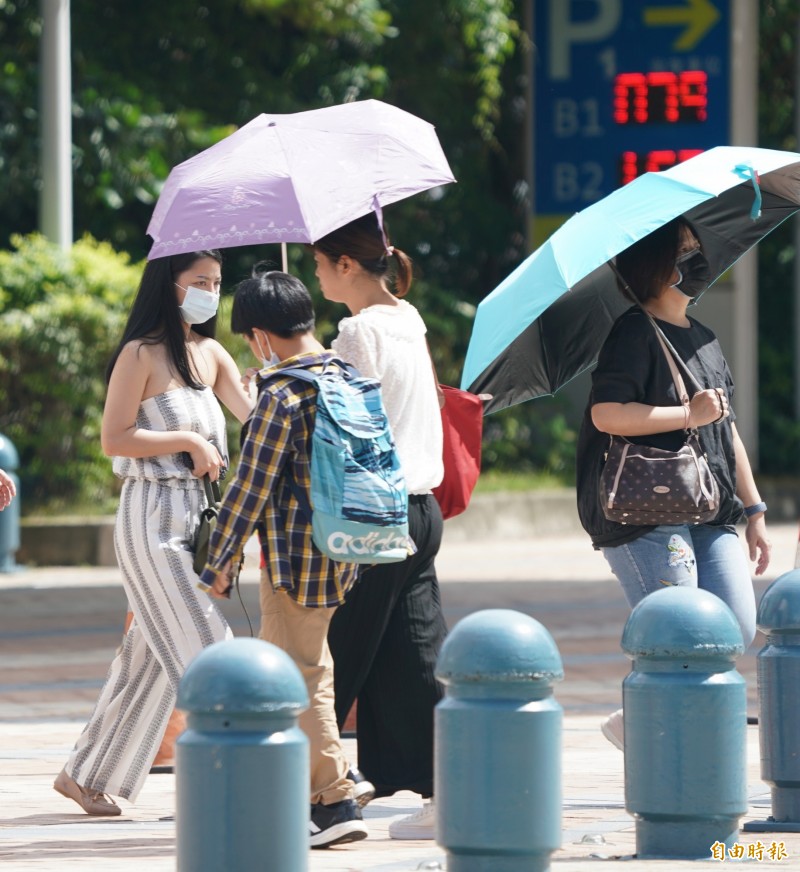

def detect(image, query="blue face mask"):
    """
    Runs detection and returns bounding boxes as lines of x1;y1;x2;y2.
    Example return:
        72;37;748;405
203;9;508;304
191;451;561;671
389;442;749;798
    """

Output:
177;285;219;325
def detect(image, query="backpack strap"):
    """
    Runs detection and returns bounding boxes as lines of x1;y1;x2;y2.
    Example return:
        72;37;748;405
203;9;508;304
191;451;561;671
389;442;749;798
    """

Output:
257;356;358;390
285;468;313;524
274;366;319;385
279;357;359;383
254;357;354;526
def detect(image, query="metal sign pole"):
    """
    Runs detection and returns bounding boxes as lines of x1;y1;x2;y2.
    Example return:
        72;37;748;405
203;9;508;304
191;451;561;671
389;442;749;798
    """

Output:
39;0;73;250
730;0;759;463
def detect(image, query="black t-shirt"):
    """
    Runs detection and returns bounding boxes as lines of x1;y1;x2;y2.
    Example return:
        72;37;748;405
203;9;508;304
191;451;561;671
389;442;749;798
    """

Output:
576;306;743;549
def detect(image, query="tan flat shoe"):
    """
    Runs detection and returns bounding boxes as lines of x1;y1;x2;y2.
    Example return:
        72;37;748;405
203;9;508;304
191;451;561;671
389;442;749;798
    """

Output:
54;768;121;816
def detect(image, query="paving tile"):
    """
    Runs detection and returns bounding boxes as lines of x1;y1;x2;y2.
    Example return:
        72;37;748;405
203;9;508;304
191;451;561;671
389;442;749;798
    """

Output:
2;524;799;869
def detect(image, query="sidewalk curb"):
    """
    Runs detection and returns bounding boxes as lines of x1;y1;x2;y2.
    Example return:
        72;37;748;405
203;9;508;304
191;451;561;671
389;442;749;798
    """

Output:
17;483;800;566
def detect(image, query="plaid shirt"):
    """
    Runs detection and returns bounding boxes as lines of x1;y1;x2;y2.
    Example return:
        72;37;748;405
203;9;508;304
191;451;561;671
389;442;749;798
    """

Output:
199;351;358;608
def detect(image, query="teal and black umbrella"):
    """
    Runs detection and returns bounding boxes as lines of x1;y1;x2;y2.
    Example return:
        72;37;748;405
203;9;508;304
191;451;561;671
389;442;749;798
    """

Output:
462;146;800;414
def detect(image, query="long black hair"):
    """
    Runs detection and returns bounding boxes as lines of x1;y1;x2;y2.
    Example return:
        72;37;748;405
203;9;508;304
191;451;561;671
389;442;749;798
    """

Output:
106;250;222;388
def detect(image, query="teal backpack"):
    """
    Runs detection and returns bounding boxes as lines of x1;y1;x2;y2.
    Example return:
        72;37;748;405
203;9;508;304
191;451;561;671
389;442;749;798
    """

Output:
262;358;413;564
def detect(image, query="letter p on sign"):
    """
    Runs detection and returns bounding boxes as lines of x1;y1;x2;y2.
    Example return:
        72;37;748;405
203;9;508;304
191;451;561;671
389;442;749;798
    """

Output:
548;0;622;80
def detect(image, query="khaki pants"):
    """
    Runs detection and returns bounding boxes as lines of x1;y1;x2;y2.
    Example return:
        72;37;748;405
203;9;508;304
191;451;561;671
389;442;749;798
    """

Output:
260;572;353;805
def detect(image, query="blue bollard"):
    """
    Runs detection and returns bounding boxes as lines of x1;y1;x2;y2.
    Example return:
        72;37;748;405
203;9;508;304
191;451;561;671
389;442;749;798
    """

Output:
0;432;21;572
435;608;564;872
622;586;747;858
743;569;800;832
176;637;310;872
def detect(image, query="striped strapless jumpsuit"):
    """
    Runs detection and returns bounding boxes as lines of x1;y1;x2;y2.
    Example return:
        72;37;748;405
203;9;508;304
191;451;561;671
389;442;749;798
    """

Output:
64;385;232;801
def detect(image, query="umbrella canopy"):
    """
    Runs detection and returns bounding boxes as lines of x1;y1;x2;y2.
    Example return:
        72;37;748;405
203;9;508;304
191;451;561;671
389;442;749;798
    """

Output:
462;146;800;414
146;100;455;260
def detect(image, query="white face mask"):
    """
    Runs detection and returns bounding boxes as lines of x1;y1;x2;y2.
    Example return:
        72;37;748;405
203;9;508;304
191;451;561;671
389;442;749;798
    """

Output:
177;285;219;325
255;333;280;367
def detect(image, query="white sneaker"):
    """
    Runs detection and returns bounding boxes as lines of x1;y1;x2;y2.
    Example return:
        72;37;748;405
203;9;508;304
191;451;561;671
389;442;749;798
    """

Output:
388;801;436;840
601;708;624;751
347;766;376;809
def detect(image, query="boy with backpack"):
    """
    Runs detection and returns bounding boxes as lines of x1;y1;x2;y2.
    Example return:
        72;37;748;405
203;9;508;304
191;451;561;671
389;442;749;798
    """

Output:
199;267;410;848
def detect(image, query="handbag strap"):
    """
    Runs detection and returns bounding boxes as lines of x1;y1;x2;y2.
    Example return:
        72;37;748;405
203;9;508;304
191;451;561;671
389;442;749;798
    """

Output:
643;312;704;431
425;340;446;409
654;329;690;404
643;311;704;394
202;474;221;505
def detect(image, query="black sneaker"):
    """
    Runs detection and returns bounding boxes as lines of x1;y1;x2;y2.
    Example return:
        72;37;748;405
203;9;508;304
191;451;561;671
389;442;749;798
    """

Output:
347;766;376;809
309;798;368;849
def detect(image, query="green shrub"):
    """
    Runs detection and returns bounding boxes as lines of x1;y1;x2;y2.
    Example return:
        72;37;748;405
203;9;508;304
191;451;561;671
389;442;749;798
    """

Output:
0;235;261;513
0;233;140;314
481;399;577;484
0;234;141;510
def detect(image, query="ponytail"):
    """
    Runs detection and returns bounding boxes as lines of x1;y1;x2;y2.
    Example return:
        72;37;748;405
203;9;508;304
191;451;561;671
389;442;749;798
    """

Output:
389;246;412;298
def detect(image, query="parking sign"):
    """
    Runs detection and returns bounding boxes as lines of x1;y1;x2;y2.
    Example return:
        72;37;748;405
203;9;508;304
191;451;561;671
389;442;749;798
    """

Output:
533;0;731;216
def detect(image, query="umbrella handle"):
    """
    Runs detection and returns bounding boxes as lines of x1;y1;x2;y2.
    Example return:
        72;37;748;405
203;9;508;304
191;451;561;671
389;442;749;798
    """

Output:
281;242;288;272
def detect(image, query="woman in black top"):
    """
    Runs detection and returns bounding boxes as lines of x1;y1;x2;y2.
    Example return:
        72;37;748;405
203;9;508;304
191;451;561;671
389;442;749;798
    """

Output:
576;217;771;749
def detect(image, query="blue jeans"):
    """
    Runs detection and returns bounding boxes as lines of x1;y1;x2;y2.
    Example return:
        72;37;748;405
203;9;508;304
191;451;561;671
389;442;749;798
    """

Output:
602;524;757;648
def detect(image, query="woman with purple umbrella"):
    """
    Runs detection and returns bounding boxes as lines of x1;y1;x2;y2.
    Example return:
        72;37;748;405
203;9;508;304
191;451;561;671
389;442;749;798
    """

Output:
576;217;771;750
313;212;446;840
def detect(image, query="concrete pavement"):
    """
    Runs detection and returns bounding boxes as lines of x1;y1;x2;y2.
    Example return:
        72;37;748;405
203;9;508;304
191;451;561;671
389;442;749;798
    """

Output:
2;522;800;869
4;716;796;871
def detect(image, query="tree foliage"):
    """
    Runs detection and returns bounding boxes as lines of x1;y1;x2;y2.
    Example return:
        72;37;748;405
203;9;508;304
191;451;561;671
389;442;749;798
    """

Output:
0;0;520;267
0;0;539;510
9;1;798;505
757;0;800;473
0;0;525;354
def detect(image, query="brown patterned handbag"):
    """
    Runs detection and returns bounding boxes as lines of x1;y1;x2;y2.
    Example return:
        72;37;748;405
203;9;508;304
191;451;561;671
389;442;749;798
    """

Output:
599;317;720;527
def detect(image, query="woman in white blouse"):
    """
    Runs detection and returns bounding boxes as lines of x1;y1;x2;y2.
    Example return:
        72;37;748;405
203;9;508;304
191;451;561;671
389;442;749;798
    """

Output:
313;213;445;840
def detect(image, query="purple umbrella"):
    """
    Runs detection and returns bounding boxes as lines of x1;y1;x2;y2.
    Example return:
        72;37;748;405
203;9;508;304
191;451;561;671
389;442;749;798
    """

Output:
146;100;455;262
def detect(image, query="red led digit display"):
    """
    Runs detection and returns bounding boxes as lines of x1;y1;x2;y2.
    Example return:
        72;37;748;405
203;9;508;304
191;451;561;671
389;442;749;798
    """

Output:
620;149;705;184
614;71;708;125
615;70;709;183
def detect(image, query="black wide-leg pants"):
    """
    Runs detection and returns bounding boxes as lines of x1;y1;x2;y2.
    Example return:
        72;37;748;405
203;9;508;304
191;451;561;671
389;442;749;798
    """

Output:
328;494;447;798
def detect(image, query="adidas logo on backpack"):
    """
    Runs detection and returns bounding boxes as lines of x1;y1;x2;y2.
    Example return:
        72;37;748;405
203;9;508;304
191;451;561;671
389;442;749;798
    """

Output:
263;358;414;564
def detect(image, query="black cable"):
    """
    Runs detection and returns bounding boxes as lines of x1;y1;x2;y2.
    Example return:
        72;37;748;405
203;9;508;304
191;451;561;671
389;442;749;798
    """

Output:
232;562;254;638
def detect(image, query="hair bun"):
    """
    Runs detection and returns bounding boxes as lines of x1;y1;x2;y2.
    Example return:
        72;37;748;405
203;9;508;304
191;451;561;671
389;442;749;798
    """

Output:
251;260;276;278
